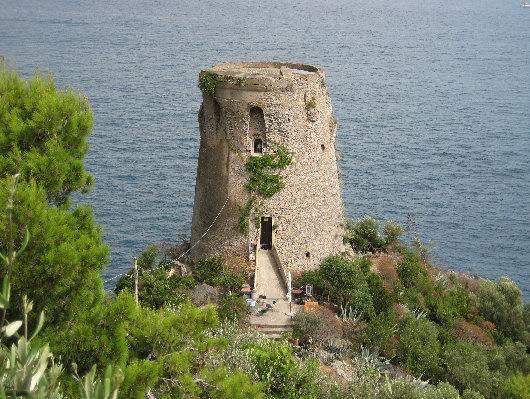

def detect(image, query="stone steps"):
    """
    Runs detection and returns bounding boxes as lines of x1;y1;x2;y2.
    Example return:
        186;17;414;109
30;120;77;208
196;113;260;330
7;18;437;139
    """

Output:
251;323;293;338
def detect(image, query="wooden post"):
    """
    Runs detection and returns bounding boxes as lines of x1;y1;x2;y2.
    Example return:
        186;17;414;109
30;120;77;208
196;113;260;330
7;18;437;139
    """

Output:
133;256;138;305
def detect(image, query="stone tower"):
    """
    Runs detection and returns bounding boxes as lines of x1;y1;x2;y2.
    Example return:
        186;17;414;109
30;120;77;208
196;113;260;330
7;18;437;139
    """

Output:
190;61;345;275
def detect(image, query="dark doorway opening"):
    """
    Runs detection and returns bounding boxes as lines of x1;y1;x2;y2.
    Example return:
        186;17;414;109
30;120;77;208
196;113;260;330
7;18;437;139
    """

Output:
260;217;272;250
254;138;263;154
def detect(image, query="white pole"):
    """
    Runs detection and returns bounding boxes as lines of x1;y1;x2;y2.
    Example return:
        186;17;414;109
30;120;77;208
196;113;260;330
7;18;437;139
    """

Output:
288;271;292;315
133;256;139;306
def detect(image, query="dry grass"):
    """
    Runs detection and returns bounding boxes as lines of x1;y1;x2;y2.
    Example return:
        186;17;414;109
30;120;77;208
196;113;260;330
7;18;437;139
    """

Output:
454;320;495;347
371;253;401;289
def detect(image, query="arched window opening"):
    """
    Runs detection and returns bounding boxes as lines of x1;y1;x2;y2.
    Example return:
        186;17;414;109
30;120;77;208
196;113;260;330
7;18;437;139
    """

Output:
254;138;263;154
249;106;266;154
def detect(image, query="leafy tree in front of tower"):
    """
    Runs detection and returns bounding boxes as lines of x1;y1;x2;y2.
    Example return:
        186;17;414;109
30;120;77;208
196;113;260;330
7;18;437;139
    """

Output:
0;64;95;206
0;66;108;325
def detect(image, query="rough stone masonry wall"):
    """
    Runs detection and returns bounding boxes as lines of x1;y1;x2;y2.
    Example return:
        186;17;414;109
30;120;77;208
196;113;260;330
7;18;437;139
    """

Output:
190;62;345;273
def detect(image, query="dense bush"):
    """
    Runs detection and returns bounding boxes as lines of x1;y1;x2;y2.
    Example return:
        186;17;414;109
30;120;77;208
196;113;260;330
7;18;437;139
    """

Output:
193;255;245;292
430;285;470;326
475;278;528;344
396;252;435;312
441;340;500;397
245;340;332;399
345;217;404;253
303;255;376;317
0;179;108;325
115;244;196;309
292;308;343;348
366;272;394;314
501;373;530;399
397;316;441;377
217;293;250;324
360;311;398;357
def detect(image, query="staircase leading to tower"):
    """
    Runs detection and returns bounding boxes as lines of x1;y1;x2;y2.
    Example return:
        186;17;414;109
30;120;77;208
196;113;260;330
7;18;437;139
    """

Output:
250;249;300;338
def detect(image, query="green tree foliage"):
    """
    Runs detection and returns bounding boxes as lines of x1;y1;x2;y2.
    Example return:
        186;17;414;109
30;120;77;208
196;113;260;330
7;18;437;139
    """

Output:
360;311;398;357
501;373;530;399
396;252;434;311
0;66;107;326
0;194;122;398
397;316;441;377
320;255;375;316
344;217;403;253
441;340;500;398
475;278;528;344
217;293;250;324
200;367;265;399
0;180;107;324
193;255;244;292
0;66;95;206
119;360;161;399
46;292;135;375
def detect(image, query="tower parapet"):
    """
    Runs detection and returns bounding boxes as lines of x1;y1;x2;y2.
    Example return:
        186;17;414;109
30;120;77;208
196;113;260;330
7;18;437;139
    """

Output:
191;61;345;273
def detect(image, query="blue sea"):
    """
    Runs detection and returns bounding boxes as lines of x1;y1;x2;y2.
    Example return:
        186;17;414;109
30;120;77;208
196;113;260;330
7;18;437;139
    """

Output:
1;0;529;297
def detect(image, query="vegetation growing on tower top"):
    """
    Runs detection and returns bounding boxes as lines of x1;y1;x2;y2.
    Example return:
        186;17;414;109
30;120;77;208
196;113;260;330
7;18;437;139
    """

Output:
198;71;219;96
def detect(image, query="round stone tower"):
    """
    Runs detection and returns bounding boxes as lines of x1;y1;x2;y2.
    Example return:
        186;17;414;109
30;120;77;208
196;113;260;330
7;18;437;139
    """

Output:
190;61;345;274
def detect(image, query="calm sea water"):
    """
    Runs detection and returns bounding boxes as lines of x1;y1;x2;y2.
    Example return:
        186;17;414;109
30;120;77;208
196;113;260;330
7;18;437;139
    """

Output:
1;0;529;297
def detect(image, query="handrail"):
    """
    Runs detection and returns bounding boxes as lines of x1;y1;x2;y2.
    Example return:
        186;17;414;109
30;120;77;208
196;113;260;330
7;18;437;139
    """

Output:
270;246;289;292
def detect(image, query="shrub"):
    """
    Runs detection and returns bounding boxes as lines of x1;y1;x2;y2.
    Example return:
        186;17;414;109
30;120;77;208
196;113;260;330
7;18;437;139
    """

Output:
120;360;162;399
361;311;398;358
382;380;461;399
246;340;298;397
441;340;500;397
367;272;394;315
453;320;494;347
319;255;375;317
198;71;219;96
501;373;530;399
217;293;250;324
396;253;435;313
475;277;526;344
244;340;332;399
193;255;244;293
194;255;225;284
397;316;441;377
201;367;265;399
215;270;245;293
115;255;195;309
345;216;385;253
491;340;530;376
461;389;485;399
396;253;432;292
382;221;404;247
430;285;470;326
292;308;342;348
